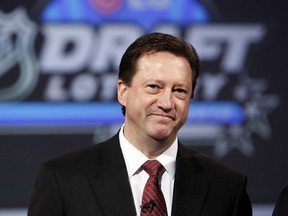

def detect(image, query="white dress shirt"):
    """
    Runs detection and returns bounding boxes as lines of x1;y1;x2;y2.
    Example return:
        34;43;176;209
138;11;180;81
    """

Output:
119;125;177;216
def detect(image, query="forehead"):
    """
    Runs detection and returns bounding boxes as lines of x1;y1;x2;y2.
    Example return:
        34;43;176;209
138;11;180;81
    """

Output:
134;51;192;81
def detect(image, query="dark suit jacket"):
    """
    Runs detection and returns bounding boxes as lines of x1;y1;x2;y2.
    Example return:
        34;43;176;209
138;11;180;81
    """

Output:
28;133;252;216
273;185;288;216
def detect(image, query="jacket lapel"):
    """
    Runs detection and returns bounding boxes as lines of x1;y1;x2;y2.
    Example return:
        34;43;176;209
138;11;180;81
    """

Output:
88;135;136;216
87;135;210;216
172;144;211;216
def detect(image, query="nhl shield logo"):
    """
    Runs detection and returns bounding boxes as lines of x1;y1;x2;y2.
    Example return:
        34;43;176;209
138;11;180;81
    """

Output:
0;8;38;101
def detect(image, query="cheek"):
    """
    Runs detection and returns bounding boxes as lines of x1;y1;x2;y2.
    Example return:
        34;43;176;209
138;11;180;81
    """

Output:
127;93;150;114
177;102;190;120
138;97;155;113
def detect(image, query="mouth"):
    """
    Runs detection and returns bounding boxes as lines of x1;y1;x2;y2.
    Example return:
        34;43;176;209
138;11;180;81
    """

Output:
150;113;175;121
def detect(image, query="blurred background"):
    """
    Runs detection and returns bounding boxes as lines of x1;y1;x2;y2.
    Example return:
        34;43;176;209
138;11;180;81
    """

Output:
0;0;287;215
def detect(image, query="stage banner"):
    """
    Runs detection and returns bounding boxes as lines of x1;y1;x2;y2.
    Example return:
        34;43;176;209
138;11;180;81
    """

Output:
0;0;287;212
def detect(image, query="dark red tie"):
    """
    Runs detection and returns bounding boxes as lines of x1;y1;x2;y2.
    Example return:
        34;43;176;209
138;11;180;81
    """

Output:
140;160;167;216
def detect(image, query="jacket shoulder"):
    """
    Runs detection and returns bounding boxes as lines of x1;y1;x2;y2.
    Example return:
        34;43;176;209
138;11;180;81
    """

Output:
44;133;120;172
179;144;246;181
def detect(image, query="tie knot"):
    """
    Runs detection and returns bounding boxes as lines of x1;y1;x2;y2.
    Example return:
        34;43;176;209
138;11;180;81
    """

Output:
142;160;163;176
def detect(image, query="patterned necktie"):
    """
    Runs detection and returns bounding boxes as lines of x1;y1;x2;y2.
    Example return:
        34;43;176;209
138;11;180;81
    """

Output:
140;160;167;216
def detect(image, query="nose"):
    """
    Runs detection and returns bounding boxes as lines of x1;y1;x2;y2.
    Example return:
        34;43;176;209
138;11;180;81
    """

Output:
157;90;174;111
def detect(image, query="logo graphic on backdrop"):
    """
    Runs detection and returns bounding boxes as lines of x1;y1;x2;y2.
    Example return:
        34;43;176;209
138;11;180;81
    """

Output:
0;0;280;157
0;9;38;100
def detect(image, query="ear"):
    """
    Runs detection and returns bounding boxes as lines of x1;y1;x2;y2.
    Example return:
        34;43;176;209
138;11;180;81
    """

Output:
117;79;128;106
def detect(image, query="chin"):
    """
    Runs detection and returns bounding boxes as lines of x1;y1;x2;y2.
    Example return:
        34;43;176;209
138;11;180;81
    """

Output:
148;124;177;140
152;135;169;141
150;130;173;141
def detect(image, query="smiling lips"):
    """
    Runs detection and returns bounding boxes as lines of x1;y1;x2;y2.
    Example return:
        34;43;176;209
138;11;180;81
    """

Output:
149;113;176;121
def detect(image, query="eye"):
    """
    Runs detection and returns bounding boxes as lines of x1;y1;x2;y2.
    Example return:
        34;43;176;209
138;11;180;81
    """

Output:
148;84;158;89
174;88;188;99
146;84;160;93
175;88;187;94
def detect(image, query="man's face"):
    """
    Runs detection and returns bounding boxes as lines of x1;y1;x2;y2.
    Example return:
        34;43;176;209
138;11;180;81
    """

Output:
118;51;193;144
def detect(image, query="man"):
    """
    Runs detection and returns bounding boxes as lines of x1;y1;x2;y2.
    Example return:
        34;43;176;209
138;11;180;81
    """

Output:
28;32;252;216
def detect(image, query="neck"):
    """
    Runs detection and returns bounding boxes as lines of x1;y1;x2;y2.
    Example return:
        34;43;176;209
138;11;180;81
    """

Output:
123;126;175;159
138;139;172;159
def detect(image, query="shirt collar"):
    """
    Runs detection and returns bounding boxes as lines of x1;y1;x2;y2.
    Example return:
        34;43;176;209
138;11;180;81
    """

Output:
119;125;177;180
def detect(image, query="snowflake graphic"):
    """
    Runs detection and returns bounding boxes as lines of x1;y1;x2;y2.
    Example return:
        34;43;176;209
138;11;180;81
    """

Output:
214;74;280;157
